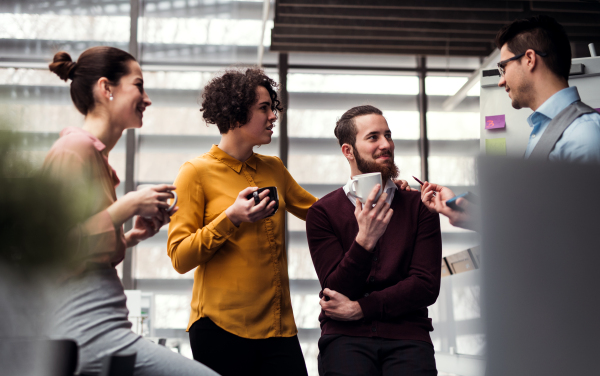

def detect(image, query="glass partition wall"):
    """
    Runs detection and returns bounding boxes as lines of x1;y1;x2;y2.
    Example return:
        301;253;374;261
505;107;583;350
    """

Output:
1;0;483;373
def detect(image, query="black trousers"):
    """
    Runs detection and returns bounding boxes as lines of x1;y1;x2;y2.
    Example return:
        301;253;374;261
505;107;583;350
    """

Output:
189;317;308;376
318;335;437;376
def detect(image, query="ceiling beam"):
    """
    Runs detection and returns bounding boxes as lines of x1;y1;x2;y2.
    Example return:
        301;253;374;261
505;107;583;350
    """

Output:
442;49;500;111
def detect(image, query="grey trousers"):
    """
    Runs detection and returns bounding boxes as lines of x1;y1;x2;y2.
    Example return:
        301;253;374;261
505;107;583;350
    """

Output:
50;264;218;376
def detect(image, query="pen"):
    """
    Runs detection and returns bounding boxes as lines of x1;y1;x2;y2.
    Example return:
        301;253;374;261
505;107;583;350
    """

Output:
412;176;436;197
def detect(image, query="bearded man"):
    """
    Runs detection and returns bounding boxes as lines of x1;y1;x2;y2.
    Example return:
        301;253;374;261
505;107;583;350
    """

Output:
305;105;442;376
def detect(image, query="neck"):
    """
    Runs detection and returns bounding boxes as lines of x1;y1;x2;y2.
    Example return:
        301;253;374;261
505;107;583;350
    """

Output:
529;74;569;112
82;112;123;156
218;132;254;162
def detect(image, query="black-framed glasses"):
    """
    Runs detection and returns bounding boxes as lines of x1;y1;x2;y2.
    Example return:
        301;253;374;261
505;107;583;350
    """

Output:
497;50;548;77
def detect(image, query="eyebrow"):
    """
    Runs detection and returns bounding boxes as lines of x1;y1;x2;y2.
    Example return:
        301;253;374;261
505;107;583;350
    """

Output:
258;101;271;106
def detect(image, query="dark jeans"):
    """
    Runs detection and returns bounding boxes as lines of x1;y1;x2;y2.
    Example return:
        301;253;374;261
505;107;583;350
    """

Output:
189;317;308;376
318;335;437;376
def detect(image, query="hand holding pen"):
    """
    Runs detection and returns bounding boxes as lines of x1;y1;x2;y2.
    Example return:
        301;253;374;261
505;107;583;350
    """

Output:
413;177;456;214
412;176;436;197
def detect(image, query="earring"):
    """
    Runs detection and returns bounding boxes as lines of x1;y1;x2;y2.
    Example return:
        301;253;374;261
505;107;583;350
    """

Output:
109;94;113;101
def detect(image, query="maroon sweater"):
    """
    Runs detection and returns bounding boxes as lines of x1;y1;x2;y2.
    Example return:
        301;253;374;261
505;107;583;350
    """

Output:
306;188;442;343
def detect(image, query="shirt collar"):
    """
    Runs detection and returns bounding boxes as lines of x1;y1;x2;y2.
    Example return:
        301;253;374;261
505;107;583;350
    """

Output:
528;87;580;127
60;126;106;152
208;144;257;173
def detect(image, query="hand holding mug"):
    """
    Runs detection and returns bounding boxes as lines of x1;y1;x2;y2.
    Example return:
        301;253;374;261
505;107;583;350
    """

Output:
134;184;178;218
225;187;277;227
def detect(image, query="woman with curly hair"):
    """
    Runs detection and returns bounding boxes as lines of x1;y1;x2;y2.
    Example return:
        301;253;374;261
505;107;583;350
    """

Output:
167;68;316;376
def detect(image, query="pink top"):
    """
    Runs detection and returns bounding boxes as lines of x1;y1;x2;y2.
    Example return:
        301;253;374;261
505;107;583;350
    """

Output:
43;127;126;267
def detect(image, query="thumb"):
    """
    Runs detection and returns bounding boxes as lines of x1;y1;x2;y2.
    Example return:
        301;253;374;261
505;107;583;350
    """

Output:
322;288;333;298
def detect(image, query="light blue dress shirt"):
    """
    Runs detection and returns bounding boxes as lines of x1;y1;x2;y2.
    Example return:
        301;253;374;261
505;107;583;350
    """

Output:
524;86;600;163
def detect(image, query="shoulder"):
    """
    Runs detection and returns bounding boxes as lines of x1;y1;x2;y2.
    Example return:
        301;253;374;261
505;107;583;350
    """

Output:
309;188;345;212
53;131;97;156
393;188;422;205
253;153;283;167
46;131;99;166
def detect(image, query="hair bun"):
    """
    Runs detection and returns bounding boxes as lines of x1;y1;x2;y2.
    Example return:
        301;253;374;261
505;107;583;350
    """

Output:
49;51;77;81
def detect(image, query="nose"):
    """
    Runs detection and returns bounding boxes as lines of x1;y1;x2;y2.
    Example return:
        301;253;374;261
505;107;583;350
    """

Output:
144;91;152;107
268;107;277;121
498;75;506;87
379;137;393;152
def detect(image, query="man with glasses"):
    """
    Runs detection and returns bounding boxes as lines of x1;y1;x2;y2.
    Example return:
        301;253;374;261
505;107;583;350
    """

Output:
496;14;600;163
420;15;600;228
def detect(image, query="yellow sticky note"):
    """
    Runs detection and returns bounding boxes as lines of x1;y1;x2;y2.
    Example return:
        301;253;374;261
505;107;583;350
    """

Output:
486;138;506;156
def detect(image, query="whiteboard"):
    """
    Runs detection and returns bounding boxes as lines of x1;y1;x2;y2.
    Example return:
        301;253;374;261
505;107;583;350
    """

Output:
479;56;600;156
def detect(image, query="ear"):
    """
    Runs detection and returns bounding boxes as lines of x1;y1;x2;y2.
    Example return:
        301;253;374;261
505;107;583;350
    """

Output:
341;144;354;161
524;49;538;72
96;77;112;102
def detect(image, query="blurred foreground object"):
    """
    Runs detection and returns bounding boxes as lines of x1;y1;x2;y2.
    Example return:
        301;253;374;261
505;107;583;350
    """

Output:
479;156;600;376
0;126;80;375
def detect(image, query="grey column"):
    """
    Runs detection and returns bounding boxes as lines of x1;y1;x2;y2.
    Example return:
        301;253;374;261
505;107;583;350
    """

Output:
122;0;140;290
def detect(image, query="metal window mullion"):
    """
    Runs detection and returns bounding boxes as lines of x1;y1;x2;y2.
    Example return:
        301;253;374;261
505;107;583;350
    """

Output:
122;0;140;290
417;56;429;181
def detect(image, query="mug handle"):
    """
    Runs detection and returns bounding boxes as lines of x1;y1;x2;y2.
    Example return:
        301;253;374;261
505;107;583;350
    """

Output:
167;191;178;212
348;179;362;201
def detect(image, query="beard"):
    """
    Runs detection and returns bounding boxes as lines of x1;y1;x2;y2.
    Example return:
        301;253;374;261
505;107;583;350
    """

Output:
353;148;399;183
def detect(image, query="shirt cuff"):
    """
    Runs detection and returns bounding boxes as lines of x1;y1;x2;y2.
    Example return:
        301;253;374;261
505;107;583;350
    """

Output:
207;211;238;239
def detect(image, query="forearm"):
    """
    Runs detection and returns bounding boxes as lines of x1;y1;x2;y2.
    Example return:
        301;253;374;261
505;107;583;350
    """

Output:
168;211;236;274
358;274;440;320
106;193;138;228
320;241;373;299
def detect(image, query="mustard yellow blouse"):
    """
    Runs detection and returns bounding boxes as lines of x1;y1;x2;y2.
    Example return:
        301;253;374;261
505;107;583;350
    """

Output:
167;145;317;339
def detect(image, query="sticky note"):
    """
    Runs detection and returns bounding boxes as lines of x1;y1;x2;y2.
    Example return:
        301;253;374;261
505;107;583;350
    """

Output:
485;114;506;130
486;138;506;156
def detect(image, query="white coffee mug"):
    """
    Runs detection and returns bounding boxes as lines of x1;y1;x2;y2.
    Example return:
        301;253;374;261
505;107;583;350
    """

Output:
348;172;382;204
136;184;178;215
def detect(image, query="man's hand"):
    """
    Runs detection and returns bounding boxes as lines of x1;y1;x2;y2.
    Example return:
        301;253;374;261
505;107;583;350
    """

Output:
320;288;364;321
394;179;418;192
354;185;393;251
421;181;455;213
431;194;480;232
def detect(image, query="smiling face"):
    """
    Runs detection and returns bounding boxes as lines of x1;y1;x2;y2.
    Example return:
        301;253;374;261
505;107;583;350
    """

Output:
237;85;277;146
109;60;151;130
351;114;399;182
498;44;533;110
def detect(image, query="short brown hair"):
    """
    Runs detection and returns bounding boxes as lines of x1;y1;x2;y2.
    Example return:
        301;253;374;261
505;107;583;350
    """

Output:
49;47;136;115
334;105;383;147
201;68;283;134
495;15;571;81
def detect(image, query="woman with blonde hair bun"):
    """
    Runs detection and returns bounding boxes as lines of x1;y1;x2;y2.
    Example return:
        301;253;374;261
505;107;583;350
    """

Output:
45;46;218;376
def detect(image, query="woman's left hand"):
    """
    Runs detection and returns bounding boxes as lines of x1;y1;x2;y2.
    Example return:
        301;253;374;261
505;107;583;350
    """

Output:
125;207;179;247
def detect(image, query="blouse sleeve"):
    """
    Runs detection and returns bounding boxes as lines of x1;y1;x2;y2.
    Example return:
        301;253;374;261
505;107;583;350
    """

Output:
167;162;239;274
279;157;318;221
43;147;118;261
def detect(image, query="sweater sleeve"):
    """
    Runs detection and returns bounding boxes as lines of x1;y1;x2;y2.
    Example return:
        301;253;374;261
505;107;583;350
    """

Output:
306;203;373;301
167;161;239;274
357;202;442;320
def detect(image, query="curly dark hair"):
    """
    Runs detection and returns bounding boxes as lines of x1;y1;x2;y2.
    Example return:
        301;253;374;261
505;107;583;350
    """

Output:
201;67;284;134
